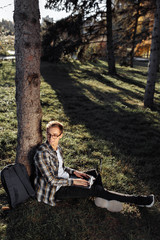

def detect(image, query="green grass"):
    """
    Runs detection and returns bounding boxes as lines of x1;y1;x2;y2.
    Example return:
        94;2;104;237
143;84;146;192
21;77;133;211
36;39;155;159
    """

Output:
0;59;160;240
0;35;15;55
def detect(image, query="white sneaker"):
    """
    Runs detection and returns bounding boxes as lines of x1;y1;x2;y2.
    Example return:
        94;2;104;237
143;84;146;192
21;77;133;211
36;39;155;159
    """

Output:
94;197;123;212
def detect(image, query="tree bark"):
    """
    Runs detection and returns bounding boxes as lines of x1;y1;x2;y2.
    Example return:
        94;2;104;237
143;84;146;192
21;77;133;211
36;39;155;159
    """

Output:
14;0;42;175
144;0;160;109
130;0;141;68
107;0;116;74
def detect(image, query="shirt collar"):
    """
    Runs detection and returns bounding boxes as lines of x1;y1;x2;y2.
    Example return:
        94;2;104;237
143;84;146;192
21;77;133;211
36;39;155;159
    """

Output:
46;140;60;153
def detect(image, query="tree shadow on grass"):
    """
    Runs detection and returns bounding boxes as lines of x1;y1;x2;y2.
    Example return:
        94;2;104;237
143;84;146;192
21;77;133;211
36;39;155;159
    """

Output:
40;61;160;195
79;69;145;102
5;198;160;240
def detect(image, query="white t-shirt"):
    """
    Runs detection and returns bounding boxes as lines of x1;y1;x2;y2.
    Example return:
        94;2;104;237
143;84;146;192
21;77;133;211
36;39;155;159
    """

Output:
56;147;69;191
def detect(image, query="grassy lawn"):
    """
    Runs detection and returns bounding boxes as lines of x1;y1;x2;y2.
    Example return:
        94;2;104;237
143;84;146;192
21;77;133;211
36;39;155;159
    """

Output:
0;59;160;240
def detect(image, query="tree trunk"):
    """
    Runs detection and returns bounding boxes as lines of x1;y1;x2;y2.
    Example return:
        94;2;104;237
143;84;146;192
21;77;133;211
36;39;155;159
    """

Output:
107;0;116;74
144;0;160;109
130;0;141;68
14;0;42;175
157;40;160;72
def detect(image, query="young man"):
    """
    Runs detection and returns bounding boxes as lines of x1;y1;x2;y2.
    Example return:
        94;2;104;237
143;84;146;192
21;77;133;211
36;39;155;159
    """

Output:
34;121;154;212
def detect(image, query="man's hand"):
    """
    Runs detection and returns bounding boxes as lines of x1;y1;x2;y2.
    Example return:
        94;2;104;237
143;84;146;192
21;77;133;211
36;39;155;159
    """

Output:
73;178;89;187
73;170;90;179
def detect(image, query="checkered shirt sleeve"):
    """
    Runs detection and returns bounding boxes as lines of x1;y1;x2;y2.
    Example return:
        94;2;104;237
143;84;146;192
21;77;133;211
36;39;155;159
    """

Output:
34;142;74;206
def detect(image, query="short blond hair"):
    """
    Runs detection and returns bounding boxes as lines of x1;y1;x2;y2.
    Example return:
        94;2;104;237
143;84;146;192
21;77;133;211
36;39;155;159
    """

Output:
46;120;64;133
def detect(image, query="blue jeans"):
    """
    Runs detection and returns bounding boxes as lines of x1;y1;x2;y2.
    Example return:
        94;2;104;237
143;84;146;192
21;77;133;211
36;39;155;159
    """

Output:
55;170;146;205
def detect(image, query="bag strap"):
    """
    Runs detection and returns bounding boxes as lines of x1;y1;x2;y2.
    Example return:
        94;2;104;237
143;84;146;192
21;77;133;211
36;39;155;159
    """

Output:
13;163;35;197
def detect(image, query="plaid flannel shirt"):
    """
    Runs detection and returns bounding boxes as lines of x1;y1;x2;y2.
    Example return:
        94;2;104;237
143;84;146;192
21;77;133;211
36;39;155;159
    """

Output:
34;141;74;206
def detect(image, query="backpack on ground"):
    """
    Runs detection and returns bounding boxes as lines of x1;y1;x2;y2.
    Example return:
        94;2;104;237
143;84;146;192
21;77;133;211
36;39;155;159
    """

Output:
0;163;35;208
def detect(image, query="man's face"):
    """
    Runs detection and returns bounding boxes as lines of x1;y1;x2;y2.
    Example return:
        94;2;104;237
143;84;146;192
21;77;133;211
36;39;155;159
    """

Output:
47;126;63;149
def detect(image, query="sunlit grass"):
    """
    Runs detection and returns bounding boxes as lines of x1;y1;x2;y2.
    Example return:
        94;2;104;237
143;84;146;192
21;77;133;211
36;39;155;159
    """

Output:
0;59;160;240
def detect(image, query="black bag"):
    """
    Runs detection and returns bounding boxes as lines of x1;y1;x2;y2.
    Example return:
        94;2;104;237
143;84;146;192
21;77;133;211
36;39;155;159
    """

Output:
1;163;35;208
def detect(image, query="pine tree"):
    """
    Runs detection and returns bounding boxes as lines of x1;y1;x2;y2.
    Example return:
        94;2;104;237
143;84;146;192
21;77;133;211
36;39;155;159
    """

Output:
45;0;116;73
14;0;42;174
